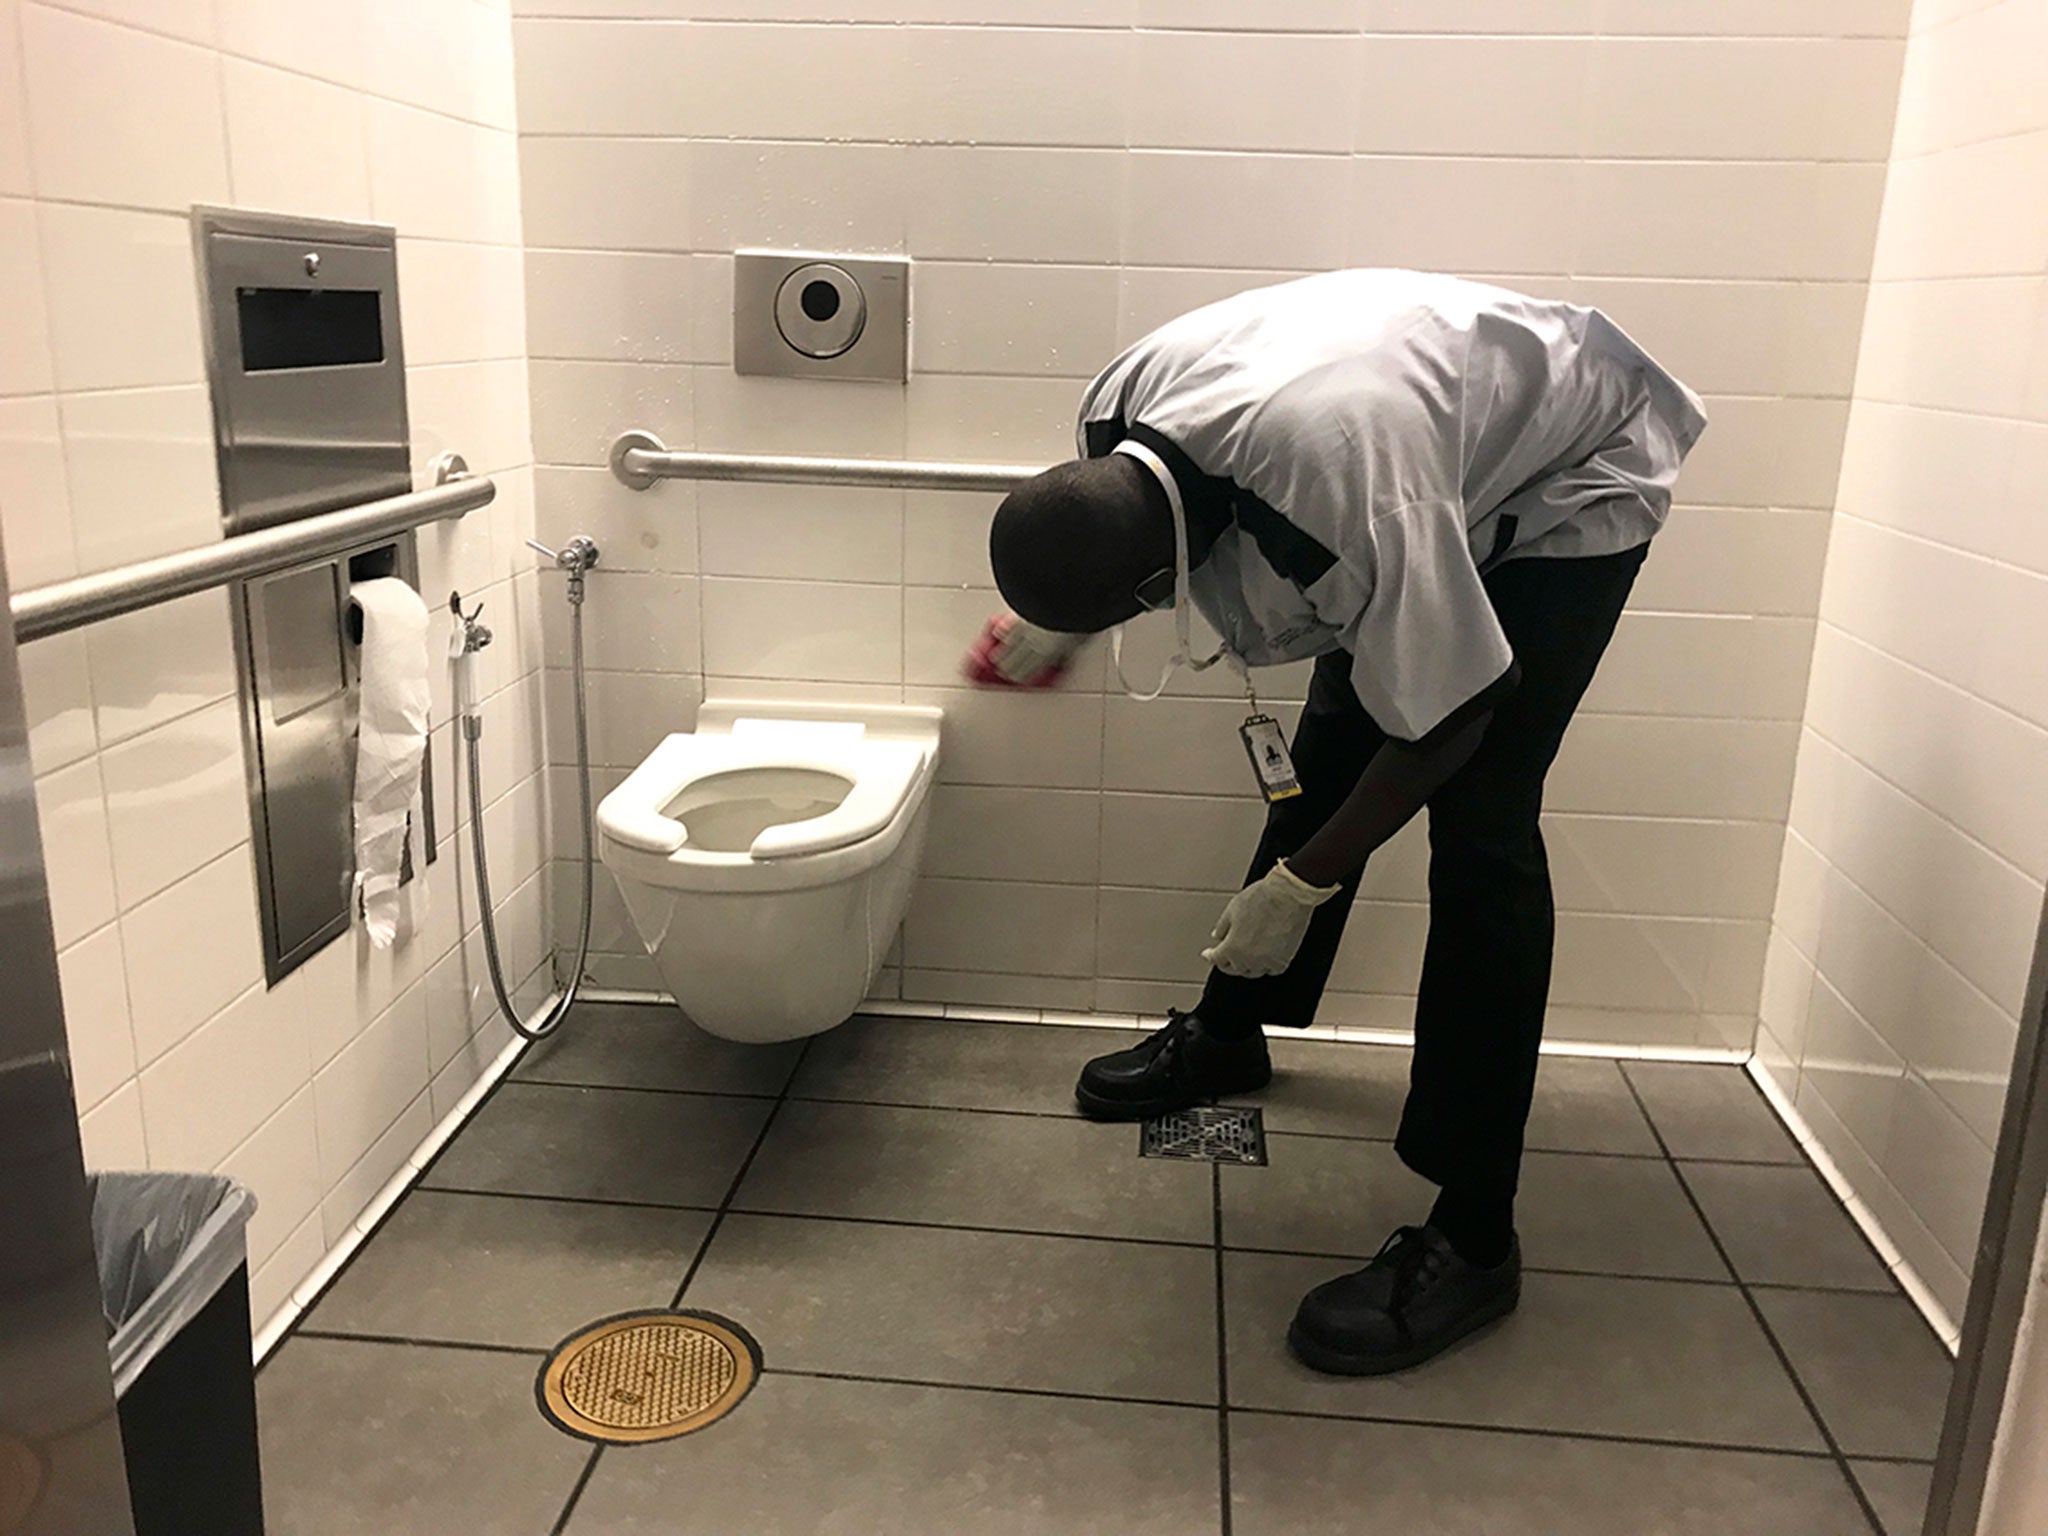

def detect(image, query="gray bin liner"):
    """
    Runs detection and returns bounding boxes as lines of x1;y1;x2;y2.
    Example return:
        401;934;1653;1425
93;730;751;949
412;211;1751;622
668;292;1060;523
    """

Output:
90;1172;259;1396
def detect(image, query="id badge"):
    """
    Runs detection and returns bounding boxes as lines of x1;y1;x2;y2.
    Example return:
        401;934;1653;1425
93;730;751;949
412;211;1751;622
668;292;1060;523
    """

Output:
1240;715;1302;802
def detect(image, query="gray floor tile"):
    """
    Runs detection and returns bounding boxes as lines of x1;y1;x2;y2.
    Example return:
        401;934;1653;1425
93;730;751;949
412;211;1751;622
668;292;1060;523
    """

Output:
1225;1252;1824;1450
515;1001;802;1096
793;1015;1137;1115
1222;1141;1725;1280
421;1083;772;1207
565;1372;1219;1535
1229;1413;1876;1535
1621;1062;1802;1163
684;1212;1218;1405
1524;1056;1663;1157
1249;1044;1661;1157
258;1337;588;1536
1682;1161;1895;1291
305;1191;710;1349
1755;1289;1954;1459
1240;1038;1408;1138
1851;1459;1935;1536
735;1099;1212;1243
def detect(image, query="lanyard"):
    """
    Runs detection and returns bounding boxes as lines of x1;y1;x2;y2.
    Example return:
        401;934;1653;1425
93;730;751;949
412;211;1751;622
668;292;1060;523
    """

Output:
1108;439;1227;701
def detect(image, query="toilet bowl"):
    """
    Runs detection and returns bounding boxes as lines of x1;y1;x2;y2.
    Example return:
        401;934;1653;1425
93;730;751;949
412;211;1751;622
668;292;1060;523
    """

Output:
596;701;942;1043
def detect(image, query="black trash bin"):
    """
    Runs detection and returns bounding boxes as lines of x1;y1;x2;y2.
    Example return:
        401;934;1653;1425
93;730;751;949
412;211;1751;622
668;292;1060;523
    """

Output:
91;1172;263;1536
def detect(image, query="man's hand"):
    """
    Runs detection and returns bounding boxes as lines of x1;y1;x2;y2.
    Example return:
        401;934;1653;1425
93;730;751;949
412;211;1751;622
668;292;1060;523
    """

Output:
1201;860;1342;978
962;612;1084;689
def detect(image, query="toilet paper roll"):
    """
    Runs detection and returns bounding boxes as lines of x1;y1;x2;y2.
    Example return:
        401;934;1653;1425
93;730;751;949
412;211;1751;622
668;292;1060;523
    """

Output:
349;577;432;948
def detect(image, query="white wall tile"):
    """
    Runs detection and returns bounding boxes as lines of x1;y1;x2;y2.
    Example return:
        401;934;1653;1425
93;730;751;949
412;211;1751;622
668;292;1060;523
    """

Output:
0;197;52;395
1571;277;1869;401
905;684;1103;790
908;146;1119;265
693;368;904;457
1350;157;1581;276
0;393;74;587
1115;266;1308;348
17;632;96;775
313;980;431;1184
1100;791;1264;894
137;978;309;1171
407;358;534;481
1131;31;1357;153
691;139;907;256
1127;150;1348;271
1854;275;2044;419
78;1081;148;1168
698;483;900;583
367;98;522;245
0;0;31;197
904;25;1127;148
536;464;696;575
398;238;529;368
121;847;264;1066
84;588;237;747
1139;0;1353;28
904;491;994;587
1882;1072;1994;1271
701;577;899;684
904;374;1078;463
911;262;1121;378
904;876;1097;977
1584;39;1902;162
1582;613;1816;720
217;0;367;89
21;5;228;211
1354;37;1588;157
1889;0;2046;155
38;205;205;392
1871;133;2048;282
923;785;1101;885
1576;160;1887;281
59;385;220;572
525;248;699;362
34;756;115;948
519;135;693;252
96;697;247;910
1630;507;1832;618
58;922;135;1113
222;58;373;224
218;1088;322;1273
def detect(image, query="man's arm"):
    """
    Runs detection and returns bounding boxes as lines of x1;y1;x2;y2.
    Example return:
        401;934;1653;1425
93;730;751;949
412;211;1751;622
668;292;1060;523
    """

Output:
1284;712;1491;889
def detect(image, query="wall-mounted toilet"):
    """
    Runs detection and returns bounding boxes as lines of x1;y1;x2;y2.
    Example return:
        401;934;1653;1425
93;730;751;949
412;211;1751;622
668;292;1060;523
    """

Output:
596;701;942;1043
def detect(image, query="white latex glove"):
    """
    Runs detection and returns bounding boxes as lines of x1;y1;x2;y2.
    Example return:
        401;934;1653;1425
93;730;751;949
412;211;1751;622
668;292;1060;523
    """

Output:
963;612;1086;688
1201;859;1342;978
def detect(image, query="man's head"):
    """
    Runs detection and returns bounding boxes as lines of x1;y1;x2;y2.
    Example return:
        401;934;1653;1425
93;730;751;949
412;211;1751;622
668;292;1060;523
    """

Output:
989;455;1175;635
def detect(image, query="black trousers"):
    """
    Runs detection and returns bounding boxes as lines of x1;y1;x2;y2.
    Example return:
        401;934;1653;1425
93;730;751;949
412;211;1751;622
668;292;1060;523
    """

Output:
1199;542;1649;1201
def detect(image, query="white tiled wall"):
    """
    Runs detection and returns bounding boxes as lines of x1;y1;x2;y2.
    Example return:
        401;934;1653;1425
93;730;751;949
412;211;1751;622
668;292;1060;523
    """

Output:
1756;0;2048;1326
516;1;1905;1047
0;0;549;1330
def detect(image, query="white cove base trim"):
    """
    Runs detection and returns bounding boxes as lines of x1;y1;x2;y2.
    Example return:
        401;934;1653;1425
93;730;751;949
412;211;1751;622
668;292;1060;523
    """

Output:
250;996;554;1366
1745;1057;1962;1354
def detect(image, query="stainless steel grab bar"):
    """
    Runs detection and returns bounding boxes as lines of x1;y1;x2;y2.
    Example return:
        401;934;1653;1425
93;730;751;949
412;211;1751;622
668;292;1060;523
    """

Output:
10;457;495;643
609;430;1046;494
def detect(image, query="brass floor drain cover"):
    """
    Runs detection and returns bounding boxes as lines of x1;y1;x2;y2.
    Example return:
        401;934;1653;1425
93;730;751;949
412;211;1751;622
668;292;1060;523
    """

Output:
537;1310;760;1444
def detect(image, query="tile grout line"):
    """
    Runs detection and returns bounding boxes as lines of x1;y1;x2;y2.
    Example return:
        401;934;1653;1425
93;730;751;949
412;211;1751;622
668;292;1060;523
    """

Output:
1212;1161;1233;1536
547;1447;605;1536
669;1038;817;1308
1619;1067;1890;1536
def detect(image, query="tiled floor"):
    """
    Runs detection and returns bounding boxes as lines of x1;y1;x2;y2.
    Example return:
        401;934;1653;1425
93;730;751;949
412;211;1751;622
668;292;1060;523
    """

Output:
257;1004;1955;1535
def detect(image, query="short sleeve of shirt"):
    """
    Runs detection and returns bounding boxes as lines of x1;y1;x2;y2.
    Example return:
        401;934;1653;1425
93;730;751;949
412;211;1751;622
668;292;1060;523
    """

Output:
1346;500;1518;742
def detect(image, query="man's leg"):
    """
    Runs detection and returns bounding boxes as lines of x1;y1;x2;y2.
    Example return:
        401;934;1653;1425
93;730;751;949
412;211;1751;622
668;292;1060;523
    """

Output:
1289;541;1647;1375
1395;542;1649;1255
1197;649;1389;1040
1074;650;1387;1118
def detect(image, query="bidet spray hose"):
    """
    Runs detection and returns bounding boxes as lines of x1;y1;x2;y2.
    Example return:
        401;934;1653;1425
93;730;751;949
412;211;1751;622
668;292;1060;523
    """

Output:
463;581;596;1041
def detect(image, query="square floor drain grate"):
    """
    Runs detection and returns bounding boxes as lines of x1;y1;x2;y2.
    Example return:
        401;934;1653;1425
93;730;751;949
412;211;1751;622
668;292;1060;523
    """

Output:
1140;1106;1267;1165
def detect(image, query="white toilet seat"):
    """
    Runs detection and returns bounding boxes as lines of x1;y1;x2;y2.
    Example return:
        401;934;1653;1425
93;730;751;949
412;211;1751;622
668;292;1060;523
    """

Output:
598;730;932;865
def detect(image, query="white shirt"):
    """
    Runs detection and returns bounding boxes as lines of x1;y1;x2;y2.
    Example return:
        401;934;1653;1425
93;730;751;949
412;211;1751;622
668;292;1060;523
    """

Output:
1076;270;1708;742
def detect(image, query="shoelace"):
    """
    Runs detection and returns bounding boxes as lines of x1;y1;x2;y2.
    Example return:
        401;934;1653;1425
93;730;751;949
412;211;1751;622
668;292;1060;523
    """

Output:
1145;1008;1196;1073
1376;1226;1450;1318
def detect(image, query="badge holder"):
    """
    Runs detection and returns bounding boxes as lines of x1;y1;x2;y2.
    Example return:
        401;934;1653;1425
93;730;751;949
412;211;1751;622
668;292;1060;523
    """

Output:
1234;664;1301;803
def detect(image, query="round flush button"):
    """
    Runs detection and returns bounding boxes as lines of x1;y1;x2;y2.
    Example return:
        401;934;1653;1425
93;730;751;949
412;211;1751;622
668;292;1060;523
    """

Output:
774;262;867;359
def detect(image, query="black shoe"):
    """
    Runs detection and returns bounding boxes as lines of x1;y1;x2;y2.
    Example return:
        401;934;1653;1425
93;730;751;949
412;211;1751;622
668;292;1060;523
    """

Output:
1287;1225;1521;1376
1073;1009;1271;1121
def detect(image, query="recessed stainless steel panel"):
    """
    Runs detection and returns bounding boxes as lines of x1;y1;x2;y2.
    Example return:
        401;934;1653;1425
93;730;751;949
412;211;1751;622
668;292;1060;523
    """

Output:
195;208;433;985
735;250;909;382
